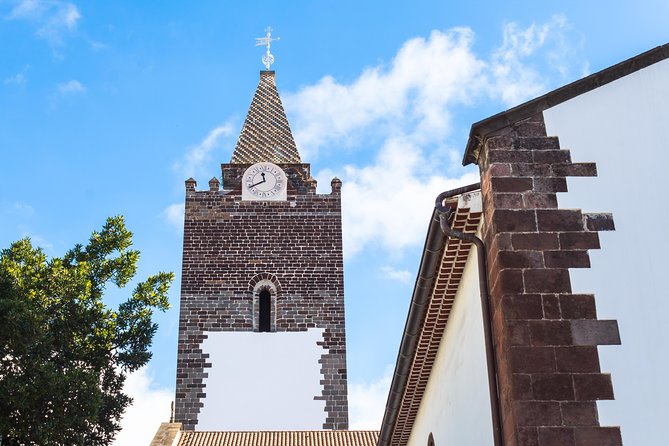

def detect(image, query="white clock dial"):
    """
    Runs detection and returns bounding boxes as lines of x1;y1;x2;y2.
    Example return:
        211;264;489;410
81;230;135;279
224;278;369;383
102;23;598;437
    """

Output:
242;162;287;201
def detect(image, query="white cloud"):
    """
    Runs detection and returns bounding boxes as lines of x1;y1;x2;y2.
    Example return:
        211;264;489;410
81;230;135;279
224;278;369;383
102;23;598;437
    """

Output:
6;0;44;19
286;19;578;158
4;66;29;86
61;2;78;27
174;122;236;180
489;14;575;105
379;266;413;284
162;203;184;232
289;19;580;257
14;202;35;216
113;367;173;446
292;28;486;256
338;142;479;257
284;28;486;159
348;366;393;430
6;0;81;46
88;39;107;52
4;72;27;86
1;200;35;216
57;79;85;95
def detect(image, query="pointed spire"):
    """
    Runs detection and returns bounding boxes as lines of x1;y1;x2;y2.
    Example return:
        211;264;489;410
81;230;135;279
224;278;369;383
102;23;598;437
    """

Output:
230;71;301;164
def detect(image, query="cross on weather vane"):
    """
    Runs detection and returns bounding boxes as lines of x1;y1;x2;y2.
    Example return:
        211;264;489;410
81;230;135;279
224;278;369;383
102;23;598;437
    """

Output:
255;26;280;70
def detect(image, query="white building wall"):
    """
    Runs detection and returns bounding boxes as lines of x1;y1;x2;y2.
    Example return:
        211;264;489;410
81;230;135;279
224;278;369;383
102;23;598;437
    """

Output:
407;239;494;446
543;58;669;445
197;329;327;430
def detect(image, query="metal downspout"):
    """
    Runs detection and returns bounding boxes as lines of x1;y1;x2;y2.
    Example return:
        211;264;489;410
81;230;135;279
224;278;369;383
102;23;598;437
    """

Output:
377;183;485;446
435;184;503;446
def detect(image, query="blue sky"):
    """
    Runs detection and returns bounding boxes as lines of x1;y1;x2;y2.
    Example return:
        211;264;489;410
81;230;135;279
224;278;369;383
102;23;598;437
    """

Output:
1;0;667;443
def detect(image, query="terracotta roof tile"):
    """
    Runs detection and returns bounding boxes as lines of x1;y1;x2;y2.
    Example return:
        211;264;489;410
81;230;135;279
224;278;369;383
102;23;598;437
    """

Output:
387;204;483;446
176;431;379;446
231;71;301;164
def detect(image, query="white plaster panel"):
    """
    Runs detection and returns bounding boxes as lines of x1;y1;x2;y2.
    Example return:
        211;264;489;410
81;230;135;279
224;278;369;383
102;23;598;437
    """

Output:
407;243;494;446
198;329;327;430
543;58;669;445
457;190;482;213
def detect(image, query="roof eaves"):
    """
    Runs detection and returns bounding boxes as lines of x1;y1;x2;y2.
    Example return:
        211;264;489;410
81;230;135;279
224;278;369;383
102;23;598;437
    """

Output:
463;43;669;166
378;187;483;446
377;208;446;446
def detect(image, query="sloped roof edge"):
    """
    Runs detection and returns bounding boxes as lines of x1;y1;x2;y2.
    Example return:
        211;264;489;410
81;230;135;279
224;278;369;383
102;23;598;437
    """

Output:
378;185;483;446
377;208;446;446
463;43;669;165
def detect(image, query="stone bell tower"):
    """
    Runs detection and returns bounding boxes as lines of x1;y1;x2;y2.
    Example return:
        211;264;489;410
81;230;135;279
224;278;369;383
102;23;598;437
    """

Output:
173;67;349;431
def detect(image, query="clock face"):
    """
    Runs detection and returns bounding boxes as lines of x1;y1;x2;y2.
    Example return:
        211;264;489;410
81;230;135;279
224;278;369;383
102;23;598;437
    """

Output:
242;162;287;200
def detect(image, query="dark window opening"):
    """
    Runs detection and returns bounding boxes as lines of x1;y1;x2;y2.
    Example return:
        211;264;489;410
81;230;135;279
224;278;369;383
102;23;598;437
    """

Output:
259;289;271;332
427;433;435;446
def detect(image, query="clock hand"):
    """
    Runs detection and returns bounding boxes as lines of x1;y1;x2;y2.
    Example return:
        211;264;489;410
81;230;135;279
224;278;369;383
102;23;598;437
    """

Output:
248;173;267;188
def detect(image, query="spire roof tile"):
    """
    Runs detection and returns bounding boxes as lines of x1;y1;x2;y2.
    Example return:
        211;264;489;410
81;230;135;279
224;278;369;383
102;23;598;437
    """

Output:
231;71;301;164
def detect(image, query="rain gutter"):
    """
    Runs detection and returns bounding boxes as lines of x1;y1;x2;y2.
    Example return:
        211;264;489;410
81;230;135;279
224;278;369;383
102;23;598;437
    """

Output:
377;183;492;446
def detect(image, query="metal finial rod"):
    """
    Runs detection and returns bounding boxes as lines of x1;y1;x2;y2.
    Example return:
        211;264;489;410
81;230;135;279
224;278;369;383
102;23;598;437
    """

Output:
255;26;280;70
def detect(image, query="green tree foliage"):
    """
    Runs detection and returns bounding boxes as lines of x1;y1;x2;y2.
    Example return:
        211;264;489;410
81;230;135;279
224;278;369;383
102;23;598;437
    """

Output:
0;216;173;445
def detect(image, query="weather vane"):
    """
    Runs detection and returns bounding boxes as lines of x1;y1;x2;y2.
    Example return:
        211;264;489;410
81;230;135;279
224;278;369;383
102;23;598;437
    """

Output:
255;26;280;70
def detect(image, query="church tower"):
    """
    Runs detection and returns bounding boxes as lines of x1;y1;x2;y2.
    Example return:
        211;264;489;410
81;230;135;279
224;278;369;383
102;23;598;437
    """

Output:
174;62;349;430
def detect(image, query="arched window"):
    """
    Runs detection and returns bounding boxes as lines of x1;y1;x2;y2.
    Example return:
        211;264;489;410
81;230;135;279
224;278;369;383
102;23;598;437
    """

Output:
250;276;279;332
259;289;271;332
427;433;435;446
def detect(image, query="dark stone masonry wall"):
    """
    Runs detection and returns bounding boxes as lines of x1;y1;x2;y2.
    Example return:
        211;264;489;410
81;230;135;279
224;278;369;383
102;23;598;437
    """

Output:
478;113;622;446
174;169;348;431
